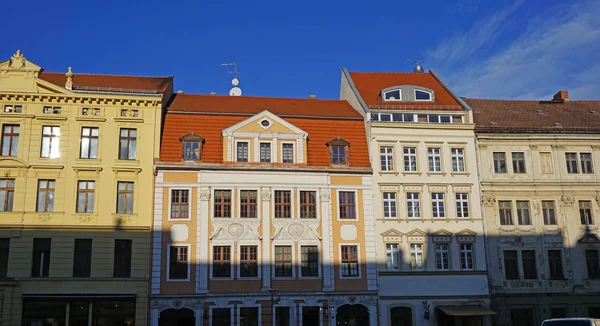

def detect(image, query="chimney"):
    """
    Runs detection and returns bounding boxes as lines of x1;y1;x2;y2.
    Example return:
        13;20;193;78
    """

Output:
552;90;569;103
309;95;317;100
177;90;184;94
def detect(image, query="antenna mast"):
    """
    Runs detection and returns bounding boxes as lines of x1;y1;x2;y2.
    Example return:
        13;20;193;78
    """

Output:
221;62;242;96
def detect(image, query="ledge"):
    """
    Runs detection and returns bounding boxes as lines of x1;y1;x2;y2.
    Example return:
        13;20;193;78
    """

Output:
34;115;68;121
114;117;144;123
75;117;107;122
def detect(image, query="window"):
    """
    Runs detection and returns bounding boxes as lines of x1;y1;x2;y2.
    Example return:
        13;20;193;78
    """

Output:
239;307;259;326
240;190;257;218
240;246;258;278
170;190;189;219
299;191;316;219
512;152;526;173
212;246;231;277
302;307;321;326
3;104;22;113
460;243;474;270
113;239;132;277
585;250;600;279
499;201;513;225
214;190;232;218
341;245;359;277
547;250;564;280
579;201;593;225
435;243;450;271
43;106;61;114
259;143;271;163
330;145;347;164
282;143;294;163
456;194;469;218
451;148;465;172
339;191;356;219
0;179;15;212
301;246;319;277
522;250;537;279
431;193;445;218
542;201;556;225
275;190;292;218
73;239;92;277
516;201;531;225
236;142;249;162
32;238;51;277
390;307;413;326
41;126;60;158
168;246;189;280
386;243;400;271
503;250;519;280
407;193;420;218
274;245;292;277
428;148;441;172
403;147;417;172
275;307;290;326
36;180;55;212
566;153;578;173
1;125;19;156
180;133;203;160
0;238;10;277
383;89;401;101
118;129;136;160
380;146;394;172
410;243;424;270
76;181;95;213
581;153;594;174
80;127;99;159
415;90;432;101
540;152;553;173
493;152;507;173
116;182;134;214
383;192;397;218
212;308;231;326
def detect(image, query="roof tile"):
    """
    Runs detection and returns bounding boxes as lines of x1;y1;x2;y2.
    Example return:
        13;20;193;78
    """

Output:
39;72;173;94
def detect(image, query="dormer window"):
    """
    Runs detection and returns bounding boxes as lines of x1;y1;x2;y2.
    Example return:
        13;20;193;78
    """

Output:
282;143;294;163
381;86;435;102
180;133;204;160
415;90;433;101
383;89;402;101
327;138;350;165
236;142;249;162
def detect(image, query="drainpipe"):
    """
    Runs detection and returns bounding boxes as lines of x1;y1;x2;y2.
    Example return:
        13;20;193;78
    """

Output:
147;98;159;326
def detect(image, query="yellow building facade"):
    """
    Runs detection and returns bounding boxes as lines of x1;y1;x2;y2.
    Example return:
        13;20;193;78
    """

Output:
0;50;173;326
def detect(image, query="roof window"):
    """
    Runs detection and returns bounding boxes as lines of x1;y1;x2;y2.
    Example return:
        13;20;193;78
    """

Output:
383;89;402;101
414;90;433;101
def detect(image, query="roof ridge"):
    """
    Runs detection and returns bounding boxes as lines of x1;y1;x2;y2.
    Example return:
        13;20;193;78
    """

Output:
42;71;173;79
349;71;426;75
175;93;348;102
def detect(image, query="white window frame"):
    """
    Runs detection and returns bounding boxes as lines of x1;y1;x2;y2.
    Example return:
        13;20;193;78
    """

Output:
237;188;260;219
414;89;433;102
407;193;421;219
336;189;359;221
403;147;418;172
296;188;320;220
383;89;402;101
237;241;261;279
451;148;466;173
409;243;425;271
209;244;234;280
235;140;250;162
168;188;192;221
281;142;295;164
339;243;362;279
272;241;296;279
386;243;401;271
431;193;445;218
209;305;235;326
236;304;262;326
459;242;474;271
380;146;395;172
428;148;442;172
299;243;322;279
435;243;450;271
79;126;100;159
259;141;272;163
455;193;470;218
211;188;234;219
383;192;397;219
166;244;191;282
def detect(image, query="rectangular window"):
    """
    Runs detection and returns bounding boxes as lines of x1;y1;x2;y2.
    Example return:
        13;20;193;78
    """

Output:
32;238;51;277
542;201;556;225
380;146;394;172
451;148;465;172
386;243;400;271
170;190;189;219
522;250;537;279
182;141;201;160
410;243;424;270
341;245;359;277
0;238;10;277
493;152;507;173
76;181;95;213
403;147;417;172
339;191;356;219
259;143;271;163
516;201;531;225
3;105;22;113
301;246;319;277
512;152;526;173
456;193;469;218
212;246;231;277
240;190;257;218
302;307;321;326
547;250;564;280
540;152;553;173
214;190;232;218
383;192;397;218
236;142;249;162
435;243;450;271
41;126;60;158
499;201;513;225
73;239;92;278
566;153;579;173
581;153;594;174
282;143;294;163
579;201;593;225
585;250;600;279
240;245;258;278
239;307;259;326
299;191;316;219
116;182;134;214
43;106;61;114
503;250;519;280
212;308;231;326
1;125;19;157
275;307;290;326
168;246;189;280
428;148;441;172
274;245;293;277
274;190;292;218
113;239;132;277
431;193;445;218
36;180;55;212
331;145;347;164
80;127;99;159
460;243;474;270
0;179;15;212
407;193;420;218
118;128;137;160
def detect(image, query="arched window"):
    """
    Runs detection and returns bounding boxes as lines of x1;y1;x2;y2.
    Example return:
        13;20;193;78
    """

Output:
390;306;413;326
179;133;204;160
326;138;350;165
383;89;402;101
414;89;433;101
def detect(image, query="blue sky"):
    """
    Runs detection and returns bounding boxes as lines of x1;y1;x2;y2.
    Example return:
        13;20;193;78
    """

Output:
2;0;598;100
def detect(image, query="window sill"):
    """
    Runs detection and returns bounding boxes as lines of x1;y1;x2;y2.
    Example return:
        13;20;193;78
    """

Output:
580;225;598;231
113;159;140;165
168;217;193;222
209;277;234;281
298;276;321;280
339;276;362;280
166;278;191;283
378;171;399;176
272;277;296;281
450;172;470;177
75;116;107;122
34;115;68;121
337;218;359;222
238;277;261;281
114;117;144;123
402;171;422;176
426;172;446;176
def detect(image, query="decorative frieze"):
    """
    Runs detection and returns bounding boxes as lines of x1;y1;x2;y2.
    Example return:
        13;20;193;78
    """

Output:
482;196;496;207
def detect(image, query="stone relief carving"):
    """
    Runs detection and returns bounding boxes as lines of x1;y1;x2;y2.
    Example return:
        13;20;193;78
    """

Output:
319;190;331;202
211;220;262;242
272;220;321;242
199;189;211;201
209;227;223;240
36;213;52;223
115;214;132;225
75;214;93;223
482;196;496;207
261;189;271;201
561;195;576;206
9;50;26;69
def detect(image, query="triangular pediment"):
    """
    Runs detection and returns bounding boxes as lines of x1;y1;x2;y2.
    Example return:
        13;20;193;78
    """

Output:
579;233;600;244
456;229;477;237
381;229;403;237
406;229;427;237
222;110;307;136
0;50;42;71
0;50;72;95
432;229;453;237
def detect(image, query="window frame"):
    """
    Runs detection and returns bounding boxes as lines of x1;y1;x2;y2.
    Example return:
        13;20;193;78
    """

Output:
211;245;233;279
414;89;433;102
40;125;60;159
503;250;519;280
31;238;51;277
521;250;538;280
0;179;15;212
116;181;134;214
1;124;20;157
385;243;401;271
113;239;132;278
383;89;402;101
540;152;554;174
299;190;317;219
580;153;594;174
565;153;579;173
339;244;361;279
274;190;292;218
498;200;513;225
259;142;272;163
431;193;445;219
380;146;394;172
213;189;232;218
79;127;99;159
407;192;421;219
435;243;450;271
239;189;258;218
403;147;418;172
0;238;9;277
383;192;397;219
455;193;470;218
76;180;95;214
409;243;425;271
337;190;358;220
327;138;350;165
273;244;294;278
300;245;320;278
547;249;565;280
166;244;191;282
239;244;260;278
36;179;55;213
542;200;557;225
516;201;532;225
428;147;442;172
235;141;249;162
511;152;527;174
493;152;507;173
459;242;474;271
281;142;295;164
168;188;191;221
118;128;137;160
585;249;600;280
579;200;594;225
451;148;466;173
179;133;204;161
73;239;92;278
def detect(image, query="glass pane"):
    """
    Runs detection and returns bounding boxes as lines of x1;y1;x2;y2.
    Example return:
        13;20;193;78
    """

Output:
89;139;98;158
128;139;136;159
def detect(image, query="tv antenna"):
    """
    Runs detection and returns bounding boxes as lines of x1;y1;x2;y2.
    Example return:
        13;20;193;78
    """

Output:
221;62;242;96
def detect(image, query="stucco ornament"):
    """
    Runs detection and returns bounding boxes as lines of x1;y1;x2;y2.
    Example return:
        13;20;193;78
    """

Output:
9;50;25;68
560;195;576;206
228;223;244;237
482;196;496;207
200;189;211;201
288;224;305;237
319;190;331;202
76;214;93;223
36;213;52;222
261;189;271;201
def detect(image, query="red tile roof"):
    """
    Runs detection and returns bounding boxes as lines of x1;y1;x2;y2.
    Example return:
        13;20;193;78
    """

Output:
465;98;600;133
39;72;173;94
348;71;463;111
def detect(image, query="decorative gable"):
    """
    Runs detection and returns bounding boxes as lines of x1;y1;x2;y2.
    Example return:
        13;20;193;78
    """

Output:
406;229;427;243
432;229;453;243
456;229;477;242
0;50;72;95
381;229;403;243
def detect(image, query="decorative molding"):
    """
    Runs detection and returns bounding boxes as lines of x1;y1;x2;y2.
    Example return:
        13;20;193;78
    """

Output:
319;190;331;202
561;195;576;206
114;214;133;225
271;227;284;240
9;50;26;69
477;143;488;149
248;225;263;240
482;196;496;207
591;145;600;150
75;214;93;223
308;226;322;241
210;227;224;240
261;189;271;201
36;213;52;223
199;188;211;201
271;220;321;242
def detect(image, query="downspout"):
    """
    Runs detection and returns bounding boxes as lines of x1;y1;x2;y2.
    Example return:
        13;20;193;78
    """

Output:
147;98;159;326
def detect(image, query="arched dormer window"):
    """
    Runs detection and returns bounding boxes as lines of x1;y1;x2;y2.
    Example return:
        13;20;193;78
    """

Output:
381;86;435;102
327;138;350;165
179;133;204;160
414;89;433;101
383;89;402;101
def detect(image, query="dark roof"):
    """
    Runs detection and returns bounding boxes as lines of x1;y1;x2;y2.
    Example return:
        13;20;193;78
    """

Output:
464;98;600;133
39;72;173;94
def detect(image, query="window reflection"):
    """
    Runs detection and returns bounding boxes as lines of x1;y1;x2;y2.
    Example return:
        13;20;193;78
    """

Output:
21;299;135;326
